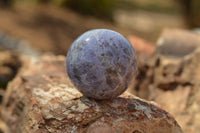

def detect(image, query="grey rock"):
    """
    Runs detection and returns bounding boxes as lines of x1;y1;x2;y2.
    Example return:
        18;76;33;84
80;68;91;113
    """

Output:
0;30;41;57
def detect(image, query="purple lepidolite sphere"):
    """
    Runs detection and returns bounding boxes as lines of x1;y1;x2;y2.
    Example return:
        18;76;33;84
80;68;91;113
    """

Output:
66;29;137;100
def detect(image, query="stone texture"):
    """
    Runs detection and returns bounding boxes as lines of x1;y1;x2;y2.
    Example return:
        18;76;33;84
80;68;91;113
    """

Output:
128;35;155;99
1;55;182;133
130;29;200;133
67;29;137;100
153;29;200;133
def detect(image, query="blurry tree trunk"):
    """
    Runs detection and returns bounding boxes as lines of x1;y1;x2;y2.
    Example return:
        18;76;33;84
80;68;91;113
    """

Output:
37;0;51;4
178;0;192;26
179;0;200;27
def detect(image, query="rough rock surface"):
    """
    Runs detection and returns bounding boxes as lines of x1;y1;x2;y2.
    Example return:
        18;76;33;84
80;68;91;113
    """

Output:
1;55;182;133
153;29;200;133
130;29;200;133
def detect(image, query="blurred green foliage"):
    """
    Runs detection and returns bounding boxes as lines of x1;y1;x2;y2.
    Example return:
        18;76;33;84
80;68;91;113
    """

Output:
35;0;50;3
57;0;118;20
2;0;200;26
117;0;180;14
34;0;118;20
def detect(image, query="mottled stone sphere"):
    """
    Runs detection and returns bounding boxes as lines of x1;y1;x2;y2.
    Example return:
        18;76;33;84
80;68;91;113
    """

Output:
66;29;137;100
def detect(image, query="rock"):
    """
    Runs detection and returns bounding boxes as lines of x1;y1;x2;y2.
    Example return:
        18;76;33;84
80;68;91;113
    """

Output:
1;55;182;133
0;118;8;133
153;29;200;133
0;45;5;51
131;29;200;133
128;35;155;99
0;89;4;104
0;50;21;89
128;54;155;100
193;28;200;35
0;31;41;57
156;28;200;57
66;29;137;100
128;35;155;56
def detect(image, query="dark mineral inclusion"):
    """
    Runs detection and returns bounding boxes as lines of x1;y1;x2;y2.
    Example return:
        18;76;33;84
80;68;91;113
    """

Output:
66;29;137;100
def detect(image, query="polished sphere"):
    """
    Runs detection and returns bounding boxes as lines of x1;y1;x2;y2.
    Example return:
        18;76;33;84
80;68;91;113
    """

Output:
66;29;137;100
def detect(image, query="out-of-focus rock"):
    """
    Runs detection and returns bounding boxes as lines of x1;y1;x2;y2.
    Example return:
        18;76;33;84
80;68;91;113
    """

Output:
131;29;200;133
0;45;5;51
153;29;200;133
156;28;200;57
0;89;4;104
0;55;182;133
154;29;200;90
128;36;155;99
129;35;155;56
193;28;200;35
0;31;41;57
0;119;8;133
0;50;21;89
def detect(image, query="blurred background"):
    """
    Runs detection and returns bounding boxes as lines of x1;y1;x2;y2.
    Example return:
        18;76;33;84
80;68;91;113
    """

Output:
0;0;199;55
0;1;200;132
1;0;200;99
